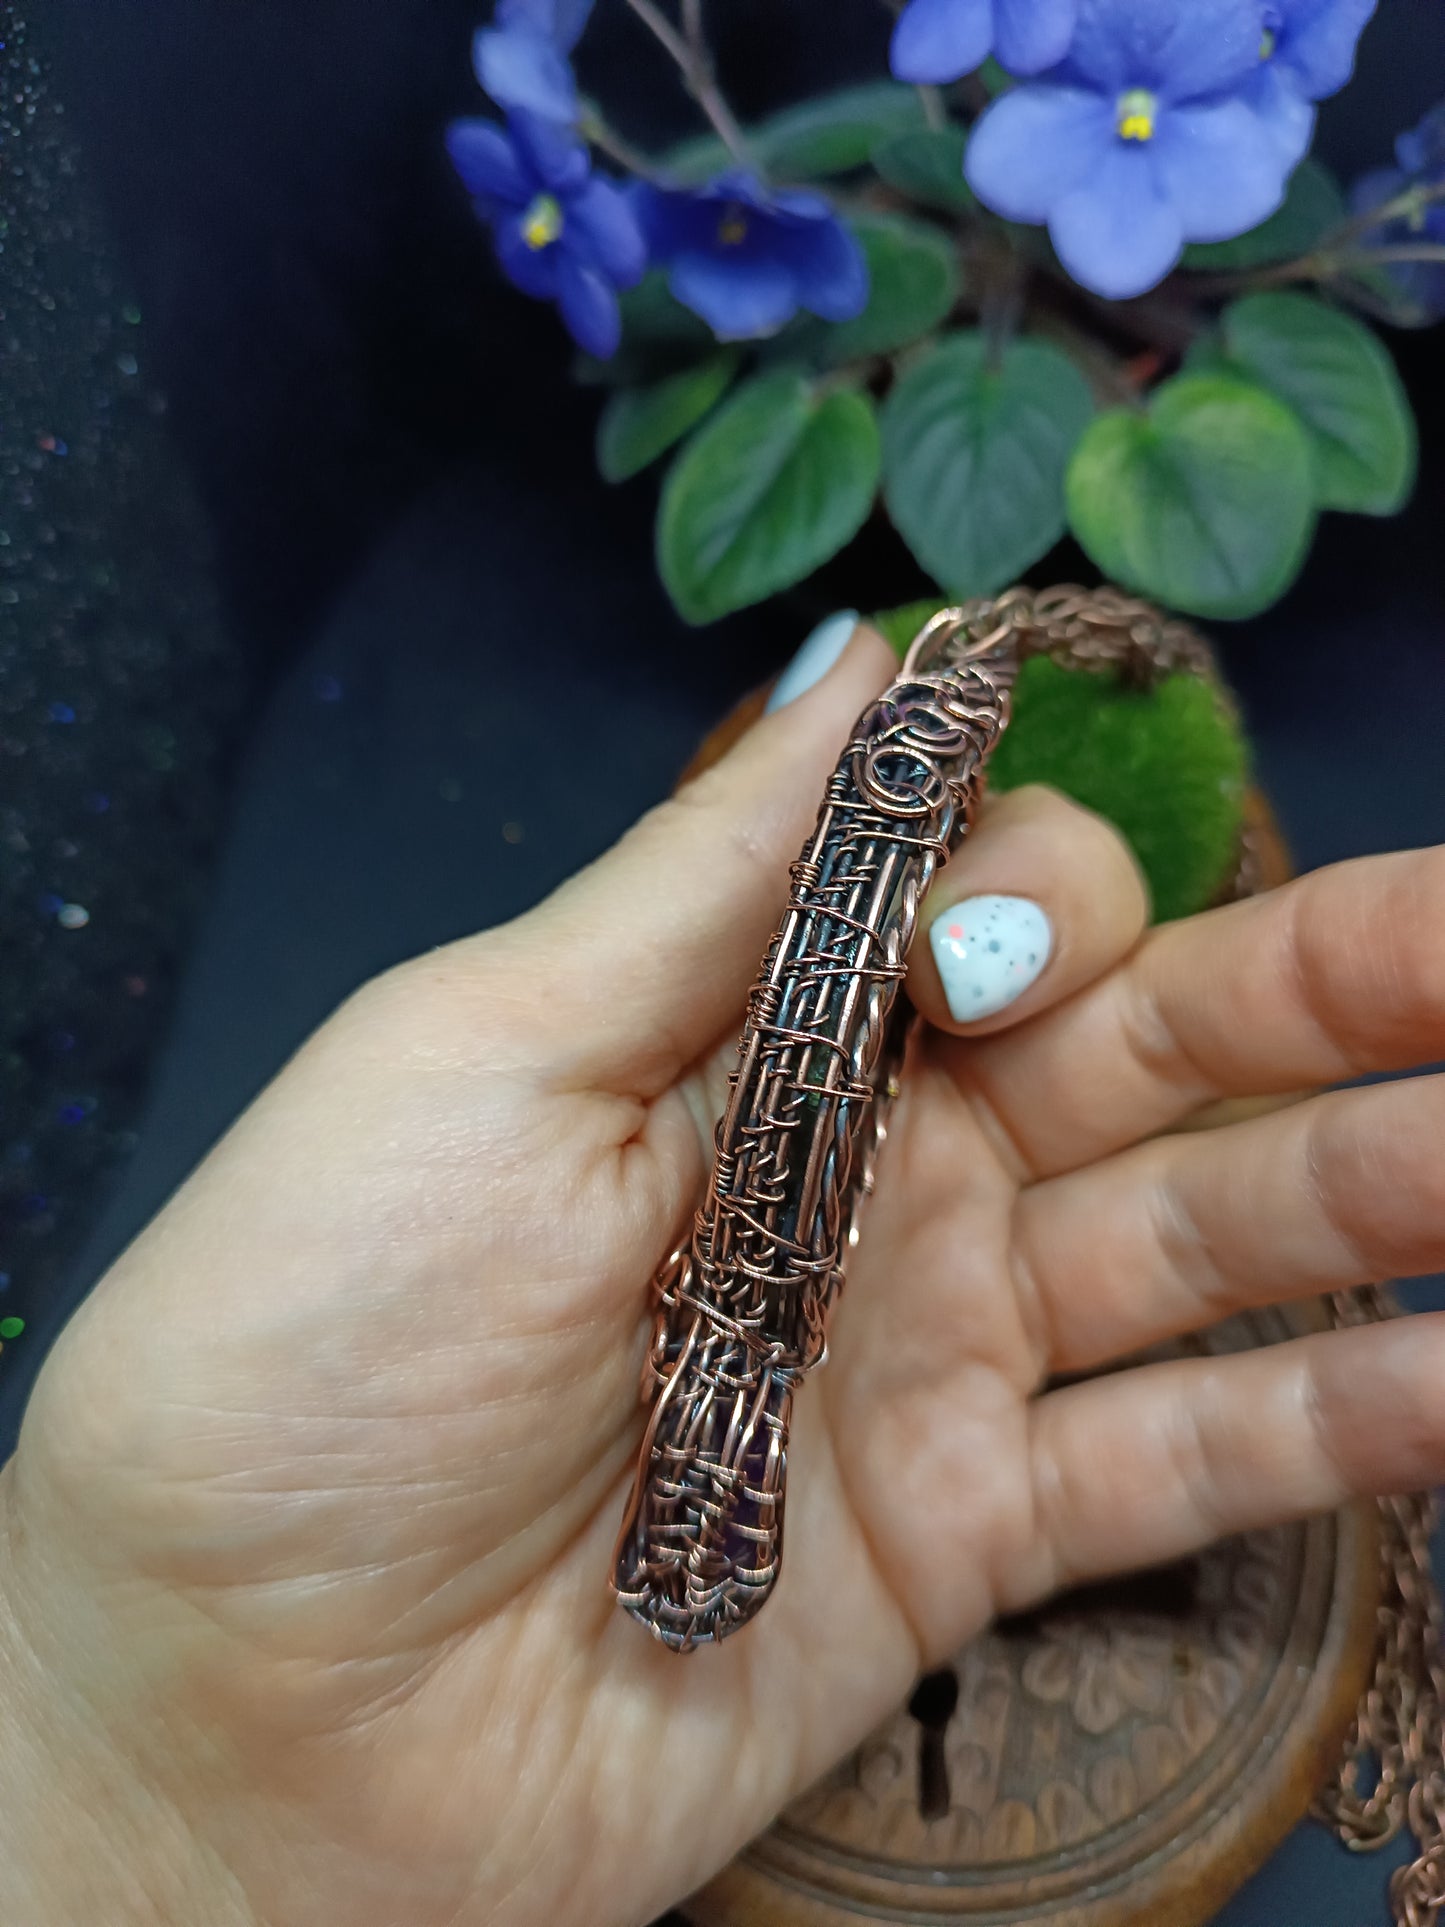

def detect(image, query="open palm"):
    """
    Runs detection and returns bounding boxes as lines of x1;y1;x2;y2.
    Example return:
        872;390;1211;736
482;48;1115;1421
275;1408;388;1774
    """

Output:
8;627;1445;1927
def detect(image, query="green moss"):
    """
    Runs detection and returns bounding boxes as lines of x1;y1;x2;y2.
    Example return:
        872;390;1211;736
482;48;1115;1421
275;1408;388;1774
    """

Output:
871;602;1248;922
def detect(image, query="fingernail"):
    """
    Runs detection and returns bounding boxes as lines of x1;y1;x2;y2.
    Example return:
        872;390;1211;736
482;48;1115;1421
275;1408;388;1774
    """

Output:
930;895;1052;1022
765;610;860;713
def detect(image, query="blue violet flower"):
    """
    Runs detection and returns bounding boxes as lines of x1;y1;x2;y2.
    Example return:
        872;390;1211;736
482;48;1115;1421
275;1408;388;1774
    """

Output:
1351;101;1445;322
966;0;1295;299
890;0;1077;85
1241;0;1378;170
473;0;595;126
447;110;645;356
632;173;868;340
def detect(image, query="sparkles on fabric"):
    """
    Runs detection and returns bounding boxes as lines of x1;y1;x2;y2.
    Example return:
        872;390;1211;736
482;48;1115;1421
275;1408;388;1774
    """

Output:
0;5;242;1337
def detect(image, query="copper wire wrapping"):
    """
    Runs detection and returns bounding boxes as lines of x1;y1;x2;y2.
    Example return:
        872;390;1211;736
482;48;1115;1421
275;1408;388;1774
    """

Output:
612;587;1231;1652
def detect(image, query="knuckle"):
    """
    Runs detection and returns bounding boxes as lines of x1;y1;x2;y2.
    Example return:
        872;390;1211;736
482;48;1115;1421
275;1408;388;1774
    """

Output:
660;765;782;887
1286;848;1445;1073
1114;965;1217;1109
325;942;530;1069
1313;1085;1445;1280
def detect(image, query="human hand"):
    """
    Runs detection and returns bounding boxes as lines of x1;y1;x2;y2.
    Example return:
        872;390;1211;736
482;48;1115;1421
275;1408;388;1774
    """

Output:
6;624;1445;1927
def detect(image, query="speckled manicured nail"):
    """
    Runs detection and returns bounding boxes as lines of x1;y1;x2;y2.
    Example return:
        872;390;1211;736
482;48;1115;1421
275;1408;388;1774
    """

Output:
765;610;860;712
930;895;1052;1022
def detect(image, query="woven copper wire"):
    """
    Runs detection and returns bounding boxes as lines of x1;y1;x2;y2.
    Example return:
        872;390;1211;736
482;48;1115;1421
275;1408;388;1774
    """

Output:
611;586;1231;1652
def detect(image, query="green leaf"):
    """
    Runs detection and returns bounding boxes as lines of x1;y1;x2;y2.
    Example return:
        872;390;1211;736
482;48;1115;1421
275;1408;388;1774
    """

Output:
880;332;1093;597
757;82;926;179
618;272;716;349
574;271;719;386
871;605;1248;922
597;352;740;483
660;130;733;186
658;371;881;623
663;82;925;184
1181;158;1346;271
1214;291;1417;515
813;212;959;364
871;124;972;212
1066;374;1315;620
1340;259;1440;331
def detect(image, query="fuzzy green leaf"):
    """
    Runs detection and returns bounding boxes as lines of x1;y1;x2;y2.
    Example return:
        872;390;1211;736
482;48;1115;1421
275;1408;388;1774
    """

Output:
1214;291;1417;514
1181;158;1345;271
881;332;1093;596
871;124;972;211
663;82;925;184
757;82;926;178
659;129;733;185
1066;374;1315;619
814;212;959;364
575;271;718;386
597;353;739;482
618;271;718;350
658;371;880;623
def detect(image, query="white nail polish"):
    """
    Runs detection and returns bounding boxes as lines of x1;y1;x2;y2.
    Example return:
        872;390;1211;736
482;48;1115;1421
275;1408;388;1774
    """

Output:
765;610;860;713
930;895;1052;1022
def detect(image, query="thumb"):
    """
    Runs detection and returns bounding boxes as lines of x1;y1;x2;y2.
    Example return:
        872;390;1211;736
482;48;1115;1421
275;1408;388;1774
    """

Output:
509;614;896;1095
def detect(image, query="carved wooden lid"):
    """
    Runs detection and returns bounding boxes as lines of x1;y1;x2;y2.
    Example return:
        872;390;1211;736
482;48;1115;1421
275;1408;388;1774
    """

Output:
691;1306;1380;1926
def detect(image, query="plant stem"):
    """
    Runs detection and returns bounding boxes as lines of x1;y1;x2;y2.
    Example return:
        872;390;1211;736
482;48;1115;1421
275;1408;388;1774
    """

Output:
1322;175;1445;253
1032;312;1145;408
875;0;952;130
625;0;758;172
579;107;669;183
975;232;1026;372
1026;249;1200;353
917;84;946;130
1355;242;1445;264
1181;177;1445;299
1190;237;1445;299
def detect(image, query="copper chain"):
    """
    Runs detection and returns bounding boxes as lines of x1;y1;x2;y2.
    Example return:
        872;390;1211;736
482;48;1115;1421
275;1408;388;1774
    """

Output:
1315;1289;1445;1927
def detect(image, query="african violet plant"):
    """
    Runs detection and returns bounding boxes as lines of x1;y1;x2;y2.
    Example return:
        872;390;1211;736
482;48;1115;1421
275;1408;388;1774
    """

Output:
448;0;1440;630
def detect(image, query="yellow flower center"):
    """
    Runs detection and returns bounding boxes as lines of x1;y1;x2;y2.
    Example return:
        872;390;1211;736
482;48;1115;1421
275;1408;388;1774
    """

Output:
716;208;749;246
1116;88;1157;142
1259;26;1277;58
521;193;563;251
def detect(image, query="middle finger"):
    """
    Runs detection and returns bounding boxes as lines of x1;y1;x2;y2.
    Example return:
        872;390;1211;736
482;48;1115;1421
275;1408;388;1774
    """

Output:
1015;1067;1445;1374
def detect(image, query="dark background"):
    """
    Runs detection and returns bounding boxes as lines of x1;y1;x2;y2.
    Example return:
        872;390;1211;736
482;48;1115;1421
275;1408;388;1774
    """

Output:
3;2;1445;1921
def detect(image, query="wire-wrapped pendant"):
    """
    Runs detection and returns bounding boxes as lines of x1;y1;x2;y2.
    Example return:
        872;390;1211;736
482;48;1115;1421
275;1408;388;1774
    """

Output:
611;605;1019;1650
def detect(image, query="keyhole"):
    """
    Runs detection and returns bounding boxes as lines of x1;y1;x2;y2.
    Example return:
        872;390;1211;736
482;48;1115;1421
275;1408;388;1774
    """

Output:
908;1667;959;1820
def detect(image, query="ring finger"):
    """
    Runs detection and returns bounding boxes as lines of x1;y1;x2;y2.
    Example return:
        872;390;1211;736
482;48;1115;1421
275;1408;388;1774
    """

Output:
1017;1310;1445;1607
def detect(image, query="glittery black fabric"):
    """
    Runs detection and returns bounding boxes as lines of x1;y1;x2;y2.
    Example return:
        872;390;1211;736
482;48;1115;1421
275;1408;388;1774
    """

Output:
0;7;242;1336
